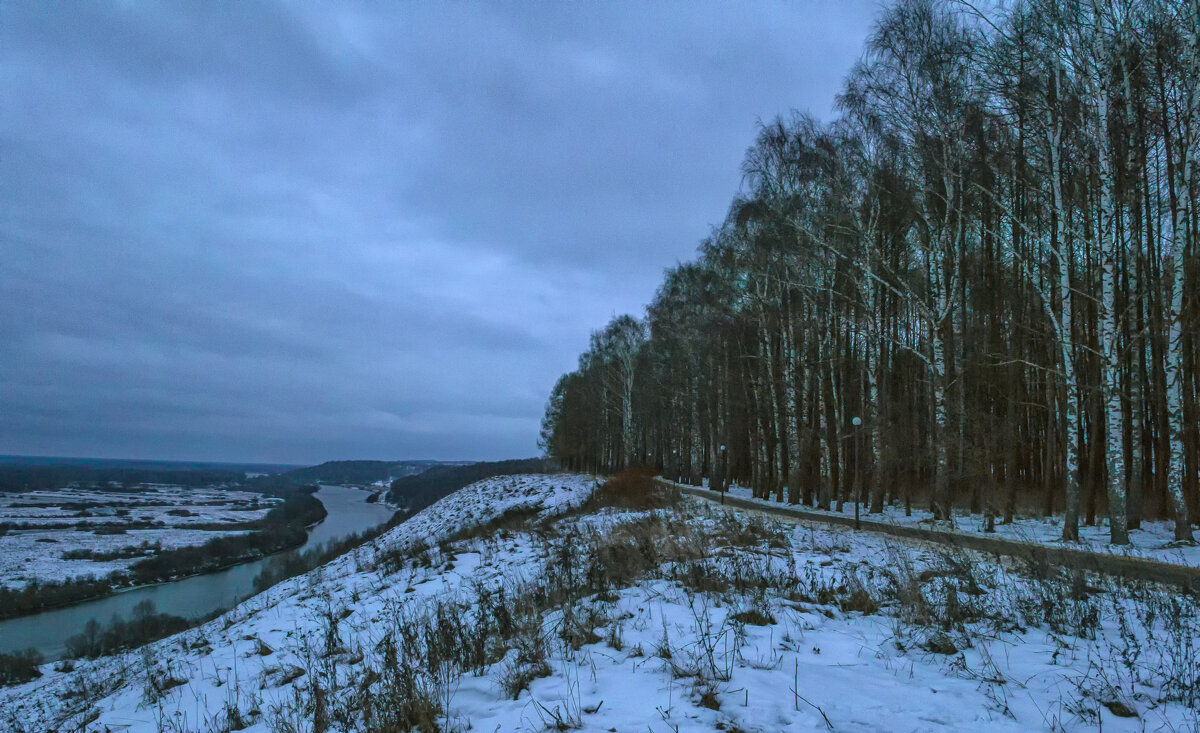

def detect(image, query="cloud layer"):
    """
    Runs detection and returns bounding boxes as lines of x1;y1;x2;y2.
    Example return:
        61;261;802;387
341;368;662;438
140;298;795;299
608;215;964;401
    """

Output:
1;1;876;463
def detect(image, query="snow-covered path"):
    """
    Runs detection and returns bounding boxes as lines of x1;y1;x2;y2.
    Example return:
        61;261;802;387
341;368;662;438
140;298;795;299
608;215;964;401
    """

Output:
669;480;1200;574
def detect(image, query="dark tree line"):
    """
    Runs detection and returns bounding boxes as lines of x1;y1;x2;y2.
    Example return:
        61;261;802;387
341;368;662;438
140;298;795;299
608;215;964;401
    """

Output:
0;576;115;620
386;458;557;510
0;465;244;493
542;0;1199;544
126;491;326;583
64;600;192;660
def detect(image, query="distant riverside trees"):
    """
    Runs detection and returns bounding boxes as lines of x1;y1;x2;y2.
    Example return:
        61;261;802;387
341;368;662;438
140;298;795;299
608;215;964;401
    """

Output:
126;491;326;583
0;490;328;619
64;600;192;660
0;576;115;620
542;0;1199;544
0;466;244;493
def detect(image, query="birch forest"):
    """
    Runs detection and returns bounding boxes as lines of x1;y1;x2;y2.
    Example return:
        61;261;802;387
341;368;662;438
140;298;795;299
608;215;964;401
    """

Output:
541;0;1200;544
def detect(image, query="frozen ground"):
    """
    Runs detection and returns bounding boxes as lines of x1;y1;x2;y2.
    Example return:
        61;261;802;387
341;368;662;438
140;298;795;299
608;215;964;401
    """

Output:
0;485;274;526
2;473;1196;732
681;481;1200;568
0;486;275;588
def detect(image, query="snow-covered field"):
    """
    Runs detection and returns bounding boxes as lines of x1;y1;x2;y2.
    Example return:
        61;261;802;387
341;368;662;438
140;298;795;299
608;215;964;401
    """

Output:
693;481;1200;568
3;473;1196;732
0;486;274;588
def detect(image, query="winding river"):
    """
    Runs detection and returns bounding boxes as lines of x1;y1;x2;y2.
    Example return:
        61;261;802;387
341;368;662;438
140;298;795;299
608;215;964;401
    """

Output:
0;485;394;660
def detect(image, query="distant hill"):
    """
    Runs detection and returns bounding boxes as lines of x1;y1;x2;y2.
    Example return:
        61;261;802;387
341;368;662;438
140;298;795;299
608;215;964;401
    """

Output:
244;459;473;493
387;458;558;512
0;456;471;495
0;455;298;475
0;464;248;493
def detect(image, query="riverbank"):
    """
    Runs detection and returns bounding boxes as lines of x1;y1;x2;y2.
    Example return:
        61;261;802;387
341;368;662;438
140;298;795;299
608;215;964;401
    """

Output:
0;484;274;589
0;490;327;620
0;527;313;621
0;485;395;660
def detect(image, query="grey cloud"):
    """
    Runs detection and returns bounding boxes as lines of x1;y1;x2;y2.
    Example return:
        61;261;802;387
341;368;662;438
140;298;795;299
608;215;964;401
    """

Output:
1;1;877;464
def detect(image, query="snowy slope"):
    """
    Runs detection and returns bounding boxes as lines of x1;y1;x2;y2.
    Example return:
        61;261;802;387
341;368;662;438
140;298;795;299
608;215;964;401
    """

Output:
0;474;598;731
2;473;1196;732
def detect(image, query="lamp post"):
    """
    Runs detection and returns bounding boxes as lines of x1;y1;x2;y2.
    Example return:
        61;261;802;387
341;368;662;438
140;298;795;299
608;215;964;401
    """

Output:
851;416;862;530
718;444;727;504
838;417;863;529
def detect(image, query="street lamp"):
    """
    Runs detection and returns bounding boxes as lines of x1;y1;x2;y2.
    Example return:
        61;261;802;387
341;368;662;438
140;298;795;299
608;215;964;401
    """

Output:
839;417;863;530
851;417;862;530
718;444;727;504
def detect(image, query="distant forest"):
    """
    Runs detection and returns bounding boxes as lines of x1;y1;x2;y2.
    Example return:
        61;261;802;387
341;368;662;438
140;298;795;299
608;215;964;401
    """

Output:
0;465;245;493
387;458;557;511
0;458;463;496
541;0;1199;545
243;459;457;494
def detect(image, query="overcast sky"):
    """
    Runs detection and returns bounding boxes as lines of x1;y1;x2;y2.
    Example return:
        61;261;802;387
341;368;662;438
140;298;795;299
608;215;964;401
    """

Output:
1;1;879;465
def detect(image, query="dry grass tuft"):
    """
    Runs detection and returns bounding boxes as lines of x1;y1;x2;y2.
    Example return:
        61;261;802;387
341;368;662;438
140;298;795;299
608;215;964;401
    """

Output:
585;469;679;512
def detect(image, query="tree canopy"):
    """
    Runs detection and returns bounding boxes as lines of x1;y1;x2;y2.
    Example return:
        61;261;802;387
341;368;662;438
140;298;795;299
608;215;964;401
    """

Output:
542;0;1200;544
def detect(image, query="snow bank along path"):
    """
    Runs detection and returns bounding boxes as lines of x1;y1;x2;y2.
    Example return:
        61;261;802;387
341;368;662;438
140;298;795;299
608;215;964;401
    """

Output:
666;480;1200;590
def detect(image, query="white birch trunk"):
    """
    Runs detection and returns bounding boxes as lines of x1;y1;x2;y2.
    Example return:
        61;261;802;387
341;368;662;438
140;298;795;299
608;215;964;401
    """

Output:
865;267;884;514
930;312;951;521
1096;90;1130;545
926;232;952;521
1048;100;1083;541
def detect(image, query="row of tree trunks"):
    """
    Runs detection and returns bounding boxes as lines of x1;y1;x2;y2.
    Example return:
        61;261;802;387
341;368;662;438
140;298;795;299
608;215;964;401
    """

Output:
541;0;1199;544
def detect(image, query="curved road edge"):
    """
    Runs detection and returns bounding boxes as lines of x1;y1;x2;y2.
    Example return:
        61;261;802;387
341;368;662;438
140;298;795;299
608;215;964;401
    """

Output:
659;479;1200;591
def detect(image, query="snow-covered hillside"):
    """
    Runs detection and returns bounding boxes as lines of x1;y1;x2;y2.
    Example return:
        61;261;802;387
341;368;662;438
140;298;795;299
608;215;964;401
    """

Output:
2;473;1196;732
